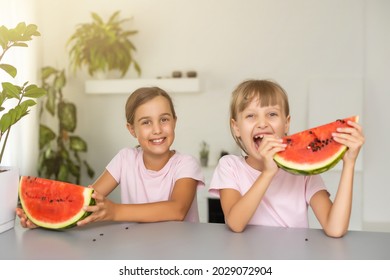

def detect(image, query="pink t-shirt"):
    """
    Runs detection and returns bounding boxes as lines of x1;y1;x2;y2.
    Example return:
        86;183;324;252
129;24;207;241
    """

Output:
106;147;205;222
209;155;327;228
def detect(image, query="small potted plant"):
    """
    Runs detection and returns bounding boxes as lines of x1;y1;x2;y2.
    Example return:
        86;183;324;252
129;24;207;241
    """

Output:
0;22;47;233
67;11;141;78
199;141;210;167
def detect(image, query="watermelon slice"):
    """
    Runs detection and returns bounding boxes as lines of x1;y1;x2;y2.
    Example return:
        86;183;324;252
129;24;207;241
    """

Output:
273;116;358;175
19;176;95;230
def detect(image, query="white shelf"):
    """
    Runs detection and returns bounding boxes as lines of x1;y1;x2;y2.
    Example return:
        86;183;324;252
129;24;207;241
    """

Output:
85;78;200;94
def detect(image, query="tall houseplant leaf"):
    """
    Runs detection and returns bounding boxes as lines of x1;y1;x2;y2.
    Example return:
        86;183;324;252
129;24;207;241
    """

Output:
0;23;47;166
38;66;94;184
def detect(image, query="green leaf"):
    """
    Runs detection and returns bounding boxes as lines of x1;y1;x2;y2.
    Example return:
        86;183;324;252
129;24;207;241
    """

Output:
41;66;58;80
45;87;56;116
0;25;9;48
69;136;87;152
58;102;76;132
54;70;66;90
58;144;69;160
12;42;28;47
25;24;40;37
68;159;81;181
15;22;27;35
24;86;47;98
57;164;69;182
0;64;17;78
20;99;36;106
91;12;104;25
0;104;29;132
0;112;11;132
2;82;21;99
134;61;142;77
39;124;56;149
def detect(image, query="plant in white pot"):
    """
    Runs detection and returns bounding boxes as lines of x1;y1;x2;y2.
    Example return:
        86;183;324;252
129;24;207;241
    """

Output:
67;10;141;78
0;22;47;233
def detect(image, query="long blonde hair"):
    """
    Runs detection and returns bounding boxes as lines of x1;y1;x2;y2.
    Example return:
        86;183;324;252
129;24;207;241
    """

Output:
229;79;290;154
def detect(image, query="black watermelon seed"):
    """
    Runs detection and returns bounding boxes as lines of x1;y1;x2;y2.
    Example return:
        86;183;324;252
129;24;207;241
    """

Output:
93;239;96;242
305;238;308;241
100;233;104;236
125;227;129;230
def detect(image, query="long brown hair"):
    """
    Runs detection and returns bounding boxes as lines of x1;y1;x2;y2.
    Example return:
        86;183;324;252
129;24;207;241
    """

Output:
125;87;177;125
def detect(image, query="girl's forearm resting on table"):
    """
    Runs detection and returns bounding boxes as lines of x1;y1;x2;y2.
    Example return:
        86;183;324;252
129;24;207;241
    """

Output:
111;200;191;222
223;171;275;233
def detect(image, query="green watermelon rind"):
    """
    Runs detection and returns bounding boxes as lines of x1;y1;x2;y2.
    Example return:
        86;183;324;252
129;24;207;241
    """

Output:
19;179;96;230
274;147;347;175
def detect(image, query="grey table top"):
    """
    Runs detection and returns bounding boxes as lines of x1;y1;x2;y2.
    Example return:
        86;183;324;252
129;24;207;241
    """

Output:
1;221;390;260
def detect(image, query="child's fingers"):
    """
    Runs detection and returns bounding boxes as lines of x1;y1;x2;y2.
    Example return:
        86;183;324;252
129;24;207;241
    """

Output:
332;129;365;145
262;137;286;154
83;204;101;213
346;120;362;130
19;215;38;229
337;121;364;137
332;133;360;147
25;219;38;229
15;208;25;219
91;190;105;201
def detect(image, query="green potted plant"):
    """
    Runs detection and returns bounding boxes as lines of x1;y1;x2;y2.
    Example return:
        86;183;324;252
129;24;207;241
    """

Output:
0;22;46;233
199;141;210;167
67;10;141;78
38;66;95;184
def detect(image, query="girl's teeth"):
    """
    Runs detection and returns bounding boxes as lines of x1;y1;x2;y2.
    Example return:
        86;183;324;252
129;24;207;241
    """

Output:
152;138;163;143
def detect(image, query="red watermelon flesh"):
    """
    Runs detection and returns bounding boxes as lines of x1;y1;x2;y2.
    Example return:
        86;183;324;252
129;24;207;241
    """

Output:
19;176;95;229
273;116;358;175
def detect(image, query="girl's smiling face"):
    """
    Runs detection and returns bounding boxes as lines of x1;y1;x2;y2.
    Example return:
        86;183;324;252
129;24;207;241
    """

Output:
127;95;176;158
231;97;290;158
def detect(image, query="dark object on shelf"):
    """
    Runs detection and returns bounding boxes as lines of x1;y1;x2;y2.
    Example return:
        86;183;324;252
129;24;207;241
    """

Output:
208;198;225;224
186;71;197;78
172;71;182;78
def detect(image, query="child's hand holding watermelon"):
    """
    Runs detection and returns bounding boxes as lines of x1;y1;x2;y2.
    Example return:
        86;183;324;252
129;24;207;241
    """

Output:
15;208;38;229
332;120;365;165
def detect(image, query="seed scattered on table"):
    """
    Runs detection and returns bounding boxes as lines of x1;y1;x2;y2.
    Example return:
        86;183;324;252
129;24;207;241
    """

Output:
305;238;308;241
93;239;96;242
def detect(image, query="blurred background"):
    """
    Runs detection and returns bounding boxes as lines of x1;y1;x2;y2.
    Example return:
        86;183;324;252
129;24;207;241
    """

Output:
1;0;389;230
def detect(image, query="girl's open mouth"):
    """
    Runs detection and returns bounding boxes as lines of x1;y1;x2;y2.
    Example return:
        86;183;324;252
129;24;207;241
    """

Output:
253;134;264;149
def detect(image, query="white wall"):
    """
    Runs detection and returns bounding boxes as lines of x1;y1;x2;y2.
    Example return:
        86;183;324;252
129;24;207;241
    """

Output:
363;0;390;231
28;0;389;229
